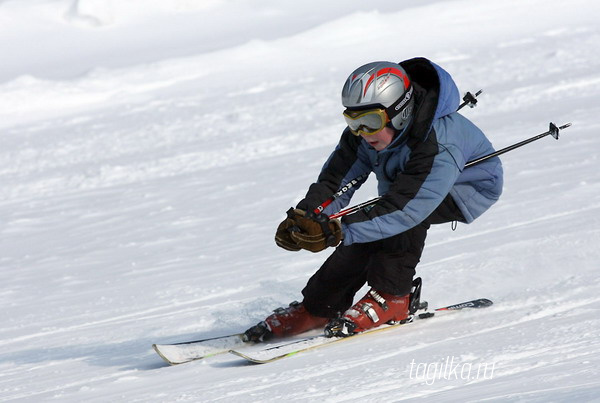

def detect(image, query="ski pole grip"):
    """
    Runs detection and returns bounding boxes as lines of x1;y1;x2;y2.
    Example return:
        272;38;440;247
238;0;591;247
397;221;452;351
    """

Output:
463;91;478;108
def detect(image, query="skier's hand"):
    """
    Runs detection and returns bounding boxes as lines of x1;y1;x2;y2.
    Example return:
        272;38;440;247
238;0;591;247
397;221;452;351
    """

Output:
274;208;304;251
289;212;343;253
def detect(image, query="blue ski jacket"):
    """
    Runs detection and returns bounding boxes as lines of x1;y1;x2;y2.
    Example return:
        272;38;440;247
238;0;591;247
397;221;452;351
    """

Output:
297;58;503;245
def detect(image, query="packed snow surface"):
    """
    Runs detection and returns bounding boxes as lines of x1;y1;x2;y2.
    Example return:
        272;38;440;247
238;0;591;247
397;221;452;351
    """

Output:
1;0;600;401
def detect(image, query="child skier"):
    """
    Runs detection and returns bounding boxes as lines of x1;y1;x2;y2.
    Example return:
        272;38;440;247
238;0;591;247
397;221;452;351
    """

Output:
245;57;503;340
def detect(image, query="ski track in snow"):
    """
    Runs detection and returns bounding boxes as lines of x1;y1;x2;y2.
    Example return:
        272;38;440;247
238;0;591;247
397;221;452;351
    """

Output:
1;0;600;401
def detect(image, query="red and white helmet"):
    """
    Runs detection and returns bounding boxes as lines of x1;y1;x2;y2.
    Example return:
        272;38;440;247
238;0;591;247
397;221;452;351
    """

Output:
341;61;414;131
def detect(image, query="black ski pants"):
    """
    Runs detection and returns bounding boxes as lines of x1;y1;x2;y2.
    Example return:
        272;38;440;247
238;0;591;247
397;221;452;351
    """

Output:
301;194;463;318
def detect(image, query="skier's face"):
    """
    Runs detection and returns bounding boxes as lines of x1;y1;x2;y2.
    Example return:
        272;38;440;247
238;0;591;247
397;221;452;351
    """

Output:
361;126;395;151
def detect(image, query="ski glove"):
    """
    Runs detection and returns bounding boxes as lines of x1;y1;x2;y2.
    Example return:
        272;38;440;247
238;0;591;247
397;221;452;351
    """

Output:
289;209;343;253
274;208;304;251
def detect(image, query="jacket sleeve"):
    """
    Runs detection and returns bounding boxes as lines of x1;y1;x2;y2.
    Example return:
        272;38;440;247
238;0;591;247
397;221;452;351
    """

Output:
341;129;462;245
296;129;372;216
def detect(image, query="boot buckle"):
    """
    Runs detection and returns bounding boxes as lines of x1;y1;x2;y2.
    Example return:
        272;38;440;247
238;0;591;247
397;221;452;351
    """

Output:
360;302;380;323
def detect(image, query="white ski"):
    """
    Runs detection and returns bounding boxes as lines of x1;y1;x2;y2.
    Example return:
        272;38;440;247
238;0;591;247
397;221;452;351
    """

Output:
153;334;250;365
229;298;493;364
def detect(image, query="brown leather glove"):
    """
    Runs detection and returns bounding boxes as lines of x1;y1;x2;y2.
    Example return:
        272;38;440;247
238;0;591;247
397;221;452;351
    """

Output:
274;208;304;251
289;211;343;253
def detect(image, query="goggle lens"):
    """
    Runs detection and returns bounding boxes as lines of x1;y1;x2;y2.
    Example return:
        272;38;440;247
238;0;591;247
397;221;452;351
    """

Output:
343;109;389;136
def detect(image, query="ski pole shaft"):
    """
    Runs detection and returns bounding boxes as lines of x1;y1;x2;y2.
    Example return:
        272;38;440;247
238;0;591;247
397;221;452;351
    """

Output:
464;122;570;168
329;198;378;219
312;173;369;214
329;122;572;220
329;198;377;219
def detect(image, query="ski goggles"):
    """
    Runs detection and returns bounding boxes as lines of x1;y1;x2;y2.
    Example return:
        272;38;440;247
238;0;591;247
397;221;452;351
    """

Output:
343;108;390;136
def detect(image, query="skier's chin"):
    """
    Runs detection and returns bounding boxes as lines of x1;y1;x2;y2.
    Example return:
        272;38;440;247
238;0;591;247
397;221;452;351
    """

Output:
370;141;385;151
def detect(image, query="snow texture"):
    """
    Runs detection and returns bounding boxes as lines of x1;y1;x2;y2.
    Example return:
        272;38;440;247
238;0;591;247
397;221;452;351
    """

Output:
1;0;600;401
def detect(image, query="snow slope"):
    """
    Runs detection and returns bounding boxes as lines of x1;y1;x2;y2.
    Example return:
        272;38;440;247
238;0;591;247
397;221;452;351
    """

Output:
1;0;600;401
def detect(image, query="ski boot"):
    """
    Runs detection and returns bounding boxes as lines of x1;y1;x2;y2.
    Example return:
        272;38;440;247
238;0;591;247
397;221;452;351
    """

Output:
324;278;427;337
244;301;329;342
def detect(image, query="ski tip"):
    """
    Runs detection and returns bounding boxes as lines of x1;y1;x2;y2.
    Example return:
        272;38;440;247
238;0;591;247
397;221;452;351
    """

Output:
229;349;272;364
435;298;494;311
480;298;494;307
152;344;180;366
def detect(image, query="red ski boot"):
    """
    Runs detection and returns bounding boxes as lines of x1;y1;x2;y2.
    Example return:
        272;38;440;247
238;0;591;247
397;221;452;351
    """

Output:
325;289;410;337
244;301;329;342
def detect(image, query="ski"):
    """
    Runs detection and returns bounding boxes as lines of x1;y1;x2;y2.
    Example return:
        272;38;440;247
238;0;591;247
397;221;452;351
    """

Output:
152;298;493;365
229;298;493;364
153;333;251;365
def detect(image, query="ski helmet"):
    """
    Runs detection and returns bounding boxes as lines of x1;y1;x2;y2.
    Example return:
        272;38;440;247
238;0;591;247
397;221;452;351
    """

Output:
341;61;415;131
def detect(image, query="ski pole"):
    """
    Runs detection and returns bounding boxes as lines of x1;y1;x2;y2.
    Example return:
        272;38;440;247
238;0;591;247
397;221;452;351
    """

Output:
465;122;570;166
328;122;572;220
290;172;369;247
311;173;369;215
